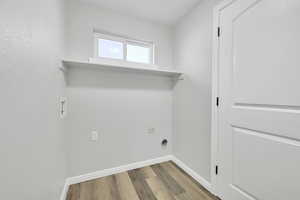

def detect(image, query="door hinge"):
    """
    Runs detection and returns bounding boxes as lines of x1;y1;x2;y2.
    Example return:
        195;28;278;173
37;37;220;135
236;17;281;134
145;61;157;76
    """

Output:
215;165;219;175
216;97;220;107
217;27;221;37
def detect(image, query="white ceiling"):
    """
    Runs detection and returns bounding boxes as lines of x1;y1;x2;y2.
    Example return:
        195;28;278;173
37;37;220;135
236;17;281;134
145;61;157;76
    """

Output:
81;0;202;25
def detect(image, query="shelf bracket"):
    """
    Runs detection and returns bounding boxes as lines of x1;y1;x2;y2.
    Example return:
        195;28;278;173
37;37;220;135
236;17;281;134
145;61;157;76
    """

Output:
59;66;67;73
177;74;184;81
172;74;184;83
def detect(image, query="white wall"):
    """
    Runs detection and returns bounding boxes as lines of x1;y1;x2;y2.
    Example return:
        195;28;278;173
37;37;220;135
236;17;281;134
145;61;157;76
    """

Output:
0;0;67;199
173;0;221;182
0;0;222;195
64;0;174;177
65;0;173;69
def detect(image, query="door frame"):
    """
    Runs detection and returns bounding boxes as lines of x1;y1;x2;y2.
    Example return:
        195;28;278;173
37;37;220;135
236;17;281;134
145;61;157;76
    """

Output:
211;0;235;196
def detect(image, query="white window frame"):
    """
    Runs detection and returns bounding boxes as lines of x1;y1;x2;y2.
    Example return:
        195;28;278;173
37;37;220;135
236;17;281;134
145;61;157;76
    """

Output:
94;32;155;65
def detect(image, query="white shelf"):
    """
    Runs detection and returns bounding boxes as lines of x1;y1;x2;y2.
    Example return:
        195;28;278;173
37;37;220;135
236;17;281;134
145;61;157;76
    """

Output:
61;58;184;79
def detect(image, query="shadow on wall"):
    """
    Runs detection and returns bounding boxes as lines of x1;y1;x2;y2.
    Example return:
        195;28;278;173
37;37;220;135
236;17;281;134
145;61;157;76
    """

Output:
65;66;176;90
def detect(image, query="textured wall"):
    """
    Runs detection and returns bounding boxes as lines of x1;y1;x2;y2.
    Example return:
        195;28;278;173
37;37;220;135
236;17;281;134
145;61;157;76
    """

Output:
173;0;222;182
0;0;67;199
64;0;174;177
65;0;173;69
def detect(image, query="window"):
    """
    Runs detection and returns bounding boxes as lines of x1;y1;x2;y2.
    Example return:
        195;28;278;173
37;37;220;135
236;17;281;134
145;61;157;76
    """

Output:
94;32;154;65
98;39;124;60
126;43;151;64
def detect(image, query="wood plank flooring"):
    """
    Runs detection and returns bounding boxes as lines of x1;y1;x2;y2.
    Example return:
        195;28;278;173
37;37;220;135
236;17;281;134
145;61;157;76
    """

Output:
66;161;219;200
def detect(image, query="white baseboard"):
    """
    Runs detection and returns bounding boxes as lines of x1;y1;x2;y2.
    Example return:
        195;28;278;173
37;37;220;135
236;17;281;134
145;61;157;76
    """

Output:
171;156;213;194
60;155;214;199
67;155;173;185
59;180;69;200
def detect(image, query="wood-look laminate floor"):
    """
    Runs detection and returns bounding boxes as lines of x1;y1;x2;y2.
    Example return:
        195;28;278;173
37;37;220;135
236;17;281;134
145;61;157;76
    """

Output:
66;161;218;200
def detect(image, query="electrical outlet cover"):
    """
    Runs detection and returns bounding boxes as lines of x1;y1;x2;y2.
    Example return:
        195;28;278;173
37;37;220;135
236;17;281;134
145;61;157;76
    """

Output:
91;131;98;141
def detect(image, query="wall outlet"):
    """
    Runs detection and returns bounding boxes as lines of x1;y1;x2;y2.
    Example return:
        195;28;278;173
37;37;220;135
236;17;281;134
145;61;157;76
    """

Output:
148;128;155;134
91;131;98;141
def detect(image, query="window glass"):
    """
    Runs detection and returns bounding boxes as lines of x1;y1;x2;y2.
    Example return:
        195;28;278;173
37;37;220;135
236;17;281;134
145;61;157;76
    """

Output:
98;39;124;59
126;44;151;64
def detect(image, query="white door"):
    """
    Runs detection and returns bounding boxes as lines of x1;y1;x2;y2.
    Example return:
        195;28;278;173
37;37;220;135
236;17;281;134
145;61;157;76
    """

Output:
217;0;300;200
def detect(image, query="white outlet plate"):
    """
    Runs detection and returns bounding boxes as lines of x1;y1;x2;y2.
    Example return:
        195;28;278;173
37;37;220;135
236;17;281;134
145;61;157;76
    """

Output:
91;131;98;141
